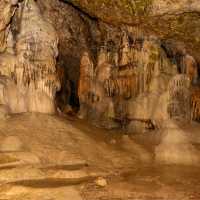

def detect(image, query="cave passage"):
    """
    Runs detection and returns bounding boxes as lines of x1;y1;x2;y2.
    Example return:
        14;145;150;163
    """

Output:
1;0;200;199
55;54;80;114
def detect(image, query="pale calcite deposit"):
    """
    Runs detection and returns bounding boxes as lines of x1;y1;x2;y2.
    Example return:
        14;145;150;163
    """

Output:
77;27;200;154
0;0;17;52
0;0;60;114
78;30;179;130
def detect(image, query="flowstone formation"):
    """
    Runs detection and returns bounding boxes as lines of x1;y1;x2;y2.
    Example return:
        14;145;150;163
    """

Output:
1;0;199;132
37;0;90;112
0;0;60;114
155;74;200;165
78;27;197;131
36;0;200;129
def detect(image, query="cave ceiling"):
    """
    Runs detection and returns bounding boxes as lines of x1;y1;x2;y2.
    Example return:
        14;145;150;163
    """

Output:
62;0;200;62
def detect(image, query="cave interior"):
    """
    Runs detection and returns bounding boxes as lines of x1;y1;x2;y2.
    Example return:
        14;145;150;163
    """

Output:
0;0;200;199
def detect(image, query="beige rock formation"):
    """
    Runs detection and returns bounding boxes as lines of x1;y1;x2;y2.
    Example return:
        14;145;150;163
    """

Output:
0;0;60;114
155;120;200;166
0;0;18;52
63;0;200;63
78;30;180;130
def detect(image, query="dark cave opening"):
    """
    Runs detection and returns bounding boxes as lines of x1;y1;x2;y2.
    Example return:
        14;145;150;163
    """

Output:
55;54;80;114
68;80;80;111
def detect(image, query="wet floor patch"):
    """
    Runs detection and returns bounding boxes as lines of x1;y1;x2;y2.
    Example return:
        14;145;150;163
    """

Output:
81;164;200;200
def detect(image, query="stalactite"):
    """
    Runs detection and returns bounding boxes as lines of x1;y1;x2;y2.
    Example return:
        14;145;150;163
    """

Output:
78;28;192;128
113;97;128;124
117;76;134;99
103;74;137;100
169;75;190;96
145;62;155;91
0;0;60;114
103;78;118;97
168;75;191;120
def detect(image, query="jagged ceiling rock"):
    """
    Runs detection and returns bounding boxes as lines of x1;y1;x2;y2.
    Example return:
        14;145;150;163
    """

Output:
63;0;200;62
34;0;200;127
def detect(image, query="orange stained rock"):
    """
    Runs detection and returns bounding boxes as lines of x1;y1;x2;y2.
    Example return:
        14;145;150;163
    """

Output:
191;87;200;121
184;54;198;82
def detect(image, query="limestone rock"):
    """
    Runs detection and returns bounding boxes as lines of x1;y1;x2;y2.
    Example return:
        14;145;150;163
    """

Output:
1;0;200;135
77;29;178;129
167;74;191;121
0;0;60;114
34;0;200;126
95;177;107;187
63;0;200;63
38;0;89;111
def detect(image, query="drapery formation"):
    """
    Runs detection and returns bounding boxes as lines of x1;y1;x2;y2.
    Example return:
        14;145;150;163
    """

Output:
0;0;60;114
78;28;200;129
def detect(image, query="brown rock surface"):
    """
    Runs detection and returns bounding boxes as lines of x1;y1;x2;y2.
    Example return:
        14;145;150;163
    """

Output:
63;0;200;62
0;0;60;114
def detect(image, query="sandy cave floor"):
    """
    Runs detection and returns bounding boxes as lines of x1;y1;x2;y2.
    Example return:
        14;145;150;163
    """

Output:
0;113;199;199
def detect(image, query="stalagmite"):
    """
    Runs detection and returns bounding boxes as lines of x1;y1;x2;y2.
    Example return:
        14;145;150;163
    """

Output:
184;54;198;84
155;74;200;166
167;74;191;120
78;51;94;118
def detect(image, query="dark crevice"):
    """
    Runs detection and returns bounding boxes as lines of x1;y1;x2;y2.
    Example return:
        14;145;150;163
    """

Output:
59;0;98;21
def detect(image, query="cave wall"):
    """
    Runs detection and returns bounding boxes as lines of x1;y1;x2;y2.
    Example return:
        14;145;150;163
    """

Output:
77;28;175;129
0;0;60;114
0;0;200;130
35;0;200;131
37;0;92;112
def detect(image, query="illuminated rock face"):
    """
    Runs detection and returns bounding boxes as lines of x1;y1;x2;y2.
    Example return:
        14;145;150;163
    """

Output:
0;0;199;125
77;27;199;130
167;74;191;121
0;0;18;52
27;0;199;127
62;0;200;64
78;31;167;128
0;0;60;114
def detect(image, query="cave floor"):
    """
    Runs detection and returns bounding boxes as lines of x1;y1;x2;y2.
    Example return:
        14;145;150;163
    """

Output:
0;114;199;200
